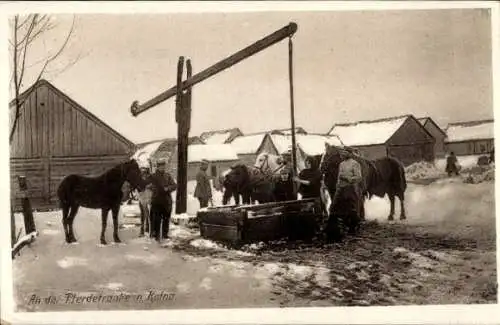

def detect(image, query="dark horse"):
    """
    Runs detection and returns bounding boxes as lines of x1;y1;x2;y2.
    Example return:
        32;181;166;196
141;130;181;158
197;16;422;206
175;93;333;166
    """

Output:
220;164;278;205
57;159;146;245
320;143;407;221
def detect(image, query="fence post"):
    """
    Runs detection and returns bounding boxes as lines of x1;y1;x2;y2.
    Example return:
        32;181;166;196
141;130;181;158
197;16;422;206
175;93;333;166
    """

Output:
18;175;36;234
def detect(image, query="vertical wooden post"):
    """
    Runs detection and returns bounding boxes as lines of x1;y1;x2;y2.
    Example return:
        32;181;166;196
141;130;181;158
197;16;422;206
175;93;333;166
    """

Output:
288;37;298;195
11;209;16;247
175;56;188;214
18;176;36;234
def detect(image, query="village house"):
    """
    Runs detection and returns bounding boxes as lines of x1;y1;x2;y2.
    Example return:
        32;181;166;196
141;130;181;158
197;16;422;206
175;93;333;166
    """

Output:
418;117;447;158
228;132;276;166
264;133;343;170
132;137;238;181
9;79;136;211
328;115;435;166
445;119;494;156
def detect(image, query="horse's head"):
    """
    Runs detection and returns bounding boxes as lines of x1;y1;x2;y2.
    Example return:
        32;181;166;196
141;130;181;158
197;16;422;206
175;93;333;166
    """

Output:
124;159;147;192
320;142;343;175
254;152;283;175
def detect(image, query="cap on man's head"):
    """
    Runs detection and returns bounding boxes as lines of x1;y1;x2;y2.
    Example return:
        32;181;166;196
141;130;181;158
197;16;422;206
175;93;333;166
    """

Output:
201;159;209;164
156;158;167;166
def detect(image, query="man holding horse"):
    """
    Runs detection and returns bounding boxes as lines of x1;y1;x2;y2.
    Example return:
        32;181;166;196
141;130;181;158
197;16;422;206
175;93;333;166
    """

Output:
147;158;177;242
325;147;363;242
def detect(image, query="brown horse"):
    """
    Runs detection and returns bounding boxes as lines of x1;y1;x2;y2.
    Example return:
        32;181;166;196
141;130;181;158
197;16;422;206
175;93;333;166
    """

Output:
57;159;146;244
320;143;407;221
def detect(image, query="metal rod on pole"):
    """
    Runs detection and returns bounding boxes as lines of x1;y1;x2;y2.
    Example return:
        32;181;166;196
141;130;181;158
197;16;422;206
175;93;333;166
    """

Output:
288;36;298;195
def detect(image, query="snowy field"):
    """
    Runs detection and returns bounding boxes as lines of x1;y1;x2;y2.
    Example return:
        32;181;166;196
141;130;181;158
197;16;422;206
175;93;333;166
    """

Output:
10;166;496;311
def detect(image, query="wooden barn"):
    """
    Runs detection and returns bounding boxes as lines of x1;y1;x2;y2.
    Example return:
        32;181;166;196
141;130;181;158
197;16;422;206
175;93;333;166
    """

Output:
445;119;494;156
9;79;135;211
228;133;275;166
328;115;435;166
418;117;447;158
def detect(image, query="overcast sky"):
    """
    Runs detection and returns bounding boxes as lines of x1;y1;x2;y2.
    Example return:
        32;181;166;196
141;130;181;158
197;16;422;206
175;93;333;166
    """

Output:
12;7;493;144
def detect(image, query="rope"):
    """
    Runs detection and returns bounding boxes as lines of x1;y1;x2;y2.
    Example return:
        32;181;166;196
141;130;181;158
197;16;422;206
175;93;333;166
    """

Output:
288;36;298;195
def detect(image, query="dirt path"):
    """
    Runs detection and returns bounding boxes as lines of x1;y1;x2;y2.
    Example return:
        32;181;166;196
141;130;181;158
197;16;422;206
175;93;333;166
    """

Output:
11;180;497;311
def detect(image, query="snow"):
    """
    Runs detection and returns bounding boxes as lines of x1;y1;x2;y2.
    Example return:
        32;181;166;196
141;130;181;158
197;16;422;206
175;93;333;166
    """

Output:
405;161;445;180
199;277;213;290
270;134;291;154
188;144;238;162
203;132;233;145
229;134;266;154
435;155;485;172
57;257;88;269
131;140;163;168
329;116;407;146
270;134;343;155
446;121;494;142
296;134;344;155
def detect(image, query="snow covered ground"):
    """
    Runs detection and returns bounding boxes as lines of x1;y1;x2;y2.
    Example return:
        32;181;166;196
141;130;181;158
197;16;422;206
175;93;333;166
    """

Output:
10;176;496;311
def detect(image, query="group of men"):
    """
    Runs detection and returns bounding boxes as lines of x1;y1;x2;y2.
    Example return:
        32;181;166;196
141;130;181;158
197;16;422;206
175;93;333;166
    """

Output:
294;148;364;242
135;146;363;243
136;158;212;242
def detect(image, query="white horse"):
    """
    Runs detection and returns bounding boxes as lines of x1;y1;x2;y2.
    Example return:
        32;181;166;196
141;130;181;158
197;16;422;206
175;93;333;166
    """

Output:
254;152;286;176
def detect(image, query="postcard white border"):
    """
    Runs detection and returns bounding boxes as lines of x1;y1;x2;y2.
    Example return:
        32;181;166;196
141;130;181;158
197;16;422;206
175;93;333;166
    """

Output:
1;1;499;325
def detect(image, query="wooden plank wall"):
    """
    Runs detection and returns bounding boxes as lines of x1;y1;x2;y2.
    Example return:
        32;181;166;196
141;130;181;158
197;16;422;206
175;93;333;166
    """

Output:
10;83;133;159
10;155;130;211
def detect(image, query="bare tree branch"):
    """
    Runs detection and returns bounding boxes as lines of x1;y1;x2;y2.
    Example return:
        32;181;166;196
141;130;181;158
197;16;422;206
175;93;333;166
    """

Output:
32;15;76;86
17;17;38;89
10;14;79;144
10;15;21;143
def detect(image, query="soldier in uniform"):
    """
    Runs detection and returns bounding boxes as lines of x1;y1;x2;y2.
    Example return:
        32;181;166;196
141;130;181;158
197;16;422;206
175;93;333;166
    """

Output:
325;147;363;242
194;159;212;209
147;158;177;242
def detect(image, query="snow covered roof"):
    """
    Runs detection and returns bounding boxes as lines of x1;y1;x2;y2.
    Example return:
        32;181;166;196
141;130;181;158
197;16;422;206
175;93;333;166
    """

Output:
229;134;267;154
272;127;307;135
329;116;408;146
270;134;344;155
131;140;163;168
203;132;233;145
446;120;494;142
296;134;344;155
188;144;238;162
199;128;242;145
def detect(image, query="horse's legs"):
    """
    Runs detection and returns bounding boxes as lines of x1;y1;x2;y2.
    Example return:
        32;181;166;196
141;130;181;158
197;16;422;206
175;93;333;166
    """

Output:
67;205;80;243
388;194;395;221
61;204;71;243
100;208;110;245
398;192;407;220
139;202;146;237
111;205;121;243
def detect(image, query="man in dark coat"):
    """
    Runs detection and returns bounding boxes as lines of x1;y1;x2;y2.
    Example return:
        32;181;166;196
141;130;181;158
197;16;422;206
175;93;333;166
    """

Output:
445;151;460;176
147;158;177;242
273;152;296;202
194;159;212;209
294;156;322;200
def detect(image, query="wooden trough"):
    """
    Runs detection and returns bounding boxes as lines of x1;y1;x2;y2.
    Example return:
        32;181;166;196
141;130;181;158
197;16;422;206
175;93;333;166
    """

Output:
197;198;323;246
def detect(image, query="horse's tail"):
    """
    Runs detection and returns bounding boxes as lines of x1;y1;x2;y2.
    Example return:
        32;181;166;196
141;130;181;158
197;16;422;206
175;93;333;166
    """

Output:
388;157;407;193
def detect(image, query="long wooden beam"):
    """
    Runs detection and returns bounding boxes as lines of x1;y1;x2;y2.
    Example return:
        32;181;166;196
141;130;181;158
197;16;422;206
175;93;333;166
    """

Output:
131;22;297;116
